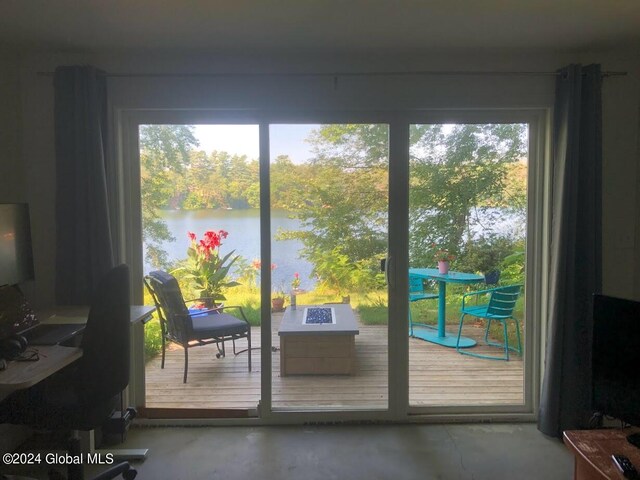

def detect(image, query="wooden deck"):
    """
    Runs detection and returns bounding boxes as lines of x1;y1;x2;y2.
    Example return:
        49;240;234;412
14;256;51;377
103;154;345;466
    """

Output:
145;312;524;411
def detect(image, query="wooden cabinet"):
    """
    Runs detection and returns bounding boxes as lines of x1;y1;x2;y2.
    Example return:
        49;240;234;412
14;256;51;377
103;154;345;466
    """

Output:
564;429;640;480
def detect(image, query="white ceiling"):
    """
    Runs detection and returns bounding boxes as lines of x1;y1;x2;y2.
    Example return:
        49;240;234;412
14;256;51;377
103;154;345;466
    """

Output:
1;0;640;52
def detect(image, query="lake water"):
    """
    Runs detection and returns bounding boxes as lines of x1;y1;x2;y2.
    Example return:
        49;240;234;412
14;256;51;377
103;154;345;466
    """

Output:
144;209;316;289
144;207;524;291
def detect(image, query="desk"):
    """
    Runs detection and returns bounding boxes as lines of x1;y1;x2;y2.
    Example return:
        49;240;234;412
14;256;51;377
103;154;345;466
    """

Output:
1;305;155;461
564;429;640;479
409;268;484;348
38;305;155;327
1;306;155;397
0;345;82;395
39;305;155;410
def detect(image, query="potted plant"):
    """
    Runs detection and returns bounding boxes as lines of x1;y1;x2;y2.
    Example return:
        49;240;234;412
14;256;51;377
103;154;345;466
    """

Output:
291;272;302;293
434;248;455;274
272;284;286;312
177;230;240;308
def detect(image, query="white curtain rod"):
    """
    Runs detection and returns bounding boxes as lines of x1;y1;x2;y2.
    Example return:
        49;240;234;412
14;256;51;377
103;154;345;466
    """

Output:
38;69;627;78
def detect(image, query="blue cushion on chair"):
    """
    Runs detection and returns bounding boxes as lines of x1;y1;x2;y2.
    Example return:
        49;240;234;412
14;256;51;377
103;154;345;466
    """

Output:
191;312;250;337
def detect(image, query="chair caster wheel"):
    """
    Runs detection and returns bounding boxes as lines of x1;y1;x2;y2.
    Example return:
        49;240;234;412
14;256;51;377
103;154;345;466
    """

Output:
123;468;138;480
216;353;222;358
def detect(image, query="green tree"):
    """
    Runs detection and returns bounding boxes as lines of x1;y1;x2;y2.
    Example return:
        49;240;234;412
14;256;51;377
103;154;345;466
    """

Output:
409;123;527;266
281;125;389;292
140;124;198;268
285;123;526;290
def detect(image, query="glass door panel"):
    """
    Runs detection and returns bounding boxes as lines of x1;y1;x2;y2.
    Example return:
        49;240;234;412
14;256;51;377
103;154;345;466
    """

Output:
140;124;261;412
269;124;389;410
408;123;528;407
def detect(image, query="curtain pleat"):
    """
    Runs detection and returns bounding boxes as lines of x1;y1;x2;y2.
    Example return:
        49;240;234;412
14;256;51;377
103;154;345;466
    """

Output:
54;66;115;304
538;64;603;438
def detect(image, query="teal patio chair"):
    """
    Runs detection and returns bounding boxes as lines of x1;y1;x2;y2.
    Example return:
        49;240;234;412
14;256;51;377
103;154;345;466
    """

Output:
455;284;522;360
409;274;438;336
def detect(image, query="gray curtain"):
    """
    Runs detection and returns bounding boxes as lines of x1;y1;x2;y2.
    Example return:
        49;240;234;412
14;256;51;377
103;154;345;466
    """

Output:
538;64;603;438
54;66;115;304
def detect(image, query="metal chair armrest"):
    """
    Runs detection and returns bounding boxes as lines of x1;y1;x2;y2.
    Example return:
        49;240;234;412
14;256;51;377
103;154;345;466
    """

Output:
184;296;218;304
187;304;249;323
461;286;499;299
215;305;249;322
461;287;495;309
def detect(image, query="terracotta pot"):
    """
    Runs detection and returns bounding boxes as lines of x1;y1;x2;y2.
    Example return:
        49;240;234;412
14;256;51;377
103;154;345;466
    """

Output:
272;297;285;312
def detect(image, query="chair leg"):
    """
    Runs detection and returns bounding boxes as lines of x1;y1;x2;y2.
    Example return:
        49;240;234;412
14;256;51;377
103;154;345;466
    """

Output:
513;317;522;355
247;328;252;372
484;319;492;343
458;315;511;361
161;336;166;369
183;346;189;384
455;313;466;352
502;320;510;361
409;305;414;337
486;318;522;356
67;434;84;480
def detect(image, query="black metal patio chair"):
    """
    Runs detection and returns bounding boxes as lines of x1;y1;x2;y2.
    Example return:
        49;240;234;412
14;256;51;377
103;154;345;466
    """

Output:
144;270;251;383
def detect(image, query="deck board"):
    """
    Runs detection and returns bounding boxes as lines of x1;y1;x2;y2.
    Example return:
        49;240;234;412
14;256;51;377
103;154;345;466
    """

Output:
144;311;524;411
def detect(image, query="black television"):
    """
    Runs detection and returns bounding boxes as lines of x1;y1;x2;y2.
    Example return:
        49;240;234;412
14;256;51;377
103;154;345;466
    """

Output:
0;203;35;287
591;294;640;427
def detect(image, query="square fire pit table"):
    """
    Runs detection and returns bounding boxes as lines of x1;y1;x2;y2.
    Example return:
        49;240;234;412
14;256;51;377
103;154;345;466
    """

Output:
278;304;359;376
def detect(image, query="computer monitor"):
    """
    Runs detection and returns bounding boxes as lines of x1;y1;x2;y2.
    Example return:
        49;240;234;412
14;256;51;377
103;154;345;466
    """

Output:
0;203;37;340
592;294;640;427
0;203;35;287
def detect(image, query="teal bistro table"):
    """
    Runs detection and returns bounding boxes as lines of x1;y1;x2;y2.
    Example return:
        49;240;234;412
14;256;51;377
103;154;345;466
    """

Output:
408;268;484;348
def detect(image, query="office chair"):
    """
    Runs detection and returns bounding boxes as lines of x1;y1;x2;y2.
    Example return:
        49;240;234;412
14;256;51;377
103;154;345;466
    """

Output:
0;264;137;480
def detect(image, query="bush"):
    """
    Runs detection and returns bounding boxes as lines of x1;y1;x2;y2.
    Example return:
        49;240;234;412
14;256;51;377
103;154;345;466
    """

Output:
144;316;164;361
455;235;520;275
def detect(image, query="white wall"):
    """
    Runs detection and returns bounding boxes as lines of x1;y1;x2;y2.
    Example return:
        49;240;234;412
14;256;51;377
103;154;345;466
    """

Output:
8;48;640;306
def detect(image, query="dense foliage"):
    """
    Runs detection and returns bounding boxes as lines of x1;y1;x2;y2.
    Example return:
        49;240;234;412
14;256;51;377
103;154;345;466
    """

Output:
140;123;528;293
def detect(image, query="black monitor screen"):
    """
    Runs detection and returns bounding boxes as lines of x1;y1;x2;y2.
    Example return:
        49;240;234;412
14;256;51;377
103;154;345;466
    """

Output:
0;203;34;287
592;294;640;427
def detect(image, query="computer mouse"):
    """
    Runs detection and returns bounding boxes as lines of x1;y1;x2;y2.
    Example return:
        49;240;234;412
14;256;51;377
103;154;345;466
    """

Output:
628;432;640;449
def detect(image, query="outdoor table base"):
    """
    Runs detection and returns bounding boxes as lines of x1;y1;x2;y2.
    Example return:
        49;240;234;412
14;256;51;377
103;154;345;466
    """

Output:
411;324;476;348
408;267;484;349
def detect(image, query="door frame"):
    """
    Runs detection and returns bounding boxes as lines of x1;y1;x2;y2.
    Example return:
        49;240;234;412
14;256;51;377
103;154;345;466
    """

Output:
116;107;549;424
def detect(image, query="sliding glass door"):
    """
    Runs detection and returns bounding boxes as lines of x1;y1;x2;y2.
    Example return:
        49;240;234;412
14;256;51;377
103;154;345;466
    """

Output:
124;109;543;420
269;123;389;411
406;117;541;414
139;123;262;413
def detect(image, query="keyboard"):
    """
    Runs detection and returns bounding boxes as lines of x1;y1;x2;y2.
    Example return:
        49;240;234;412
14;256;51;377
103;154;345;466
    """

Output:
23;323;85;346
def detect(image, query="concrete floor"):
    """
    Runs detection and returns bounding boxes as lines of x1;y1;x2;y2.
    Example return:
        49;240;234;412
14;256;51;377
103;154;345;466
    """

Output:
3;423;573;480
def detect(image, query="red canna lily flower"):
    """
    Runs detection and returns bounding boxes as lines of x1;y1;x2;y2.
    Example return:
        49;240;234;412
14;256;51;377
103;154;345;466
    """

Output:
183;229;240;302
